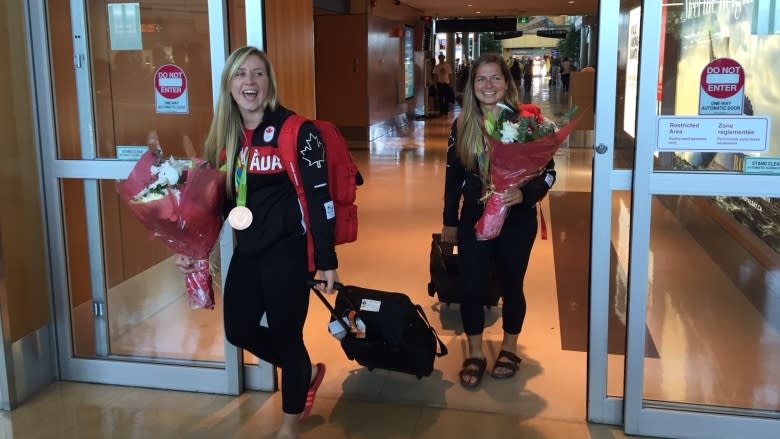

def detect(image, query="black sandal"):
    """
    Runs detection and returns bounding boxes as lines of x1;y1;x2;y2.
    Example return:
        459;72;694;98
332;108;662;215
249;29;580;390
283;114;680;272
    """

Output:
491;350;522;379
459;357;487;388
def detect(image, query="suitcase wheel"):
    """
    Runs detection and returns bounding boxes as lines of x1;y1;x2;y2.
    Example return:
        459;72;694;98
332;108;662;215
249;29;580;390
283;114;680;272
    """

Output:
427;282;435;297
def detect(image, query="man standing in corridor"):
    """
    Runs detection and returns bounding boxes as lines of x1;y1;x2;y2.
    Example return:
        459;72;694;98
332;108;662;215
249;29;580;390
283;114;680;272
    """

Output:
433;53;454;116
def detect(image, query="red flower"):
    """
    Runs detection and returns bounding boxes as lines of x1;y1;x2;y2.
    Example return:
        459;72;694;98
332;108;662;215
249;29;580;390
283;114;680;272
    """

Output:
518;103;544;124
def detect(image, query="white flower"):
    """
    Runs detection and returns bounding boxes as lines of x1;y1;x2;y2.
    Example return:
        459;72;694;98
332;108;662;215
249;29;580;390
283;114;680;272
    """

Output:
500;120;521;143
133;157;191;202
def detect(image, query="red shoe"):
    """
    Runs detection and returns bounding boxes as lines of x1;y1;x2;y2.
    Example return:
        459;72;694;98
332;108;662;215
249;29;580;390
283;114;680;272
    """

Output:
299;363;325;422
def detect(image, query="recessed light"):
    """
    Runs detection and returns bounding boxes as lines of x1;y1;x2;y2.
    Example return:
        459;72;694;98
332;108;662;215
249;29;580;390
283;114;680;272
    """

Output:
476;11;481;13
568;1;575;3
467;3;473;6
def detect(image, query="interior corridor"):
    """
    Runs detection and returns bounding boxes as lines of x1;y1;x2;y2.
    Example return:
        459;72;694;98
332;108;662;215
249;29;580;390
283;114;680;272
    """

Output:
15;72;779;438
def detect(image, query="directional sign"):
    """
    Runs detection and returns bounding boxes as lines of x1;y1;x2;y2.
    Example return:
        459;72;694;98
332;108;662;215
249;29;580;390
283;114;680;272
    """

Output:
699;58;744;115
154;64;188;114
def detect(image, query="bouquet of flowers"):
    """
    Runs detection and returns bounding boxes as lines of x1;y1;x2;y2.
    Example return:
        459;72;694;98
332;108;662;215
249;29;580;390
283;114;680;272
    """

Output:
475;103;580;240
117;148;225;309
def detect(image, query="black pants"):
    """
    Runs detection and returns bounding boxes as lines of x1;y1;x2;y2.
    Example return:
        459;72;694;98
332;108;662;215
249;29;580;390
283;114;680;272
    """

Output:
437;83;453;115
561;73;571;91
457;208;537;335
223;235;313;414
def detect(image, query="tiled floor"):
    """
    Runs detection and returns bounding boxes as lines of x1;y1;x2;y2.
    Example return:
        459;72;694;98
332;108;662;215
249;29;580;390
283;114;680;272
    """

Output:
1;381;645;438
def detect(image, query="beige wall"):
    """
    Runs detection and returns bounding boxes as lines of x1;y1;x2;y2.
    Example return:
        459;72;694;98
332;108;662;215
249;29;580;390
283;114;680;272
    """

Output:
0;1;52;342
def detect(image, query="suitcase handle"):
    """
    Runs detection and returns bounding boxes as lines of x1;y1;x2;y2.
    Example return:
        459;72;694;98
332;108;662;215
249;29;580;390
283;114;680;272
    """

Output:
414;304;449;357
306;280;361;333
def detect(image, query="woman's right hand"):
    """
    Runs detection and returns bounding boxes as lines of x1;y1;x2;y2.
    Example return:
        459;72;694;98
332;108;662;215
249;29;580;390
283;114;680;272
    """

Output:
174;254;198;273
441;226;458;243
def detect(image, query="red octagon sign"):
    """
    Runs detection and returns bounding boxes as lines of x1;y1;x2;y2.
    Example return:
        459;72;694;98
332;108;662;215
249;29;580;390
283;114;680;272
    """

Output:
154;64;187;100
700;58;744;99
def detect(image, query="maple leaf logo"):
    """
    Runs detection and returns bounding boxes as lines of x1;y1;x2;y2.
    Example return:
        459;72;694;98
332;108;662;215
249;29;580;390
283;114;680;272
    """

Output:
301;133;325;168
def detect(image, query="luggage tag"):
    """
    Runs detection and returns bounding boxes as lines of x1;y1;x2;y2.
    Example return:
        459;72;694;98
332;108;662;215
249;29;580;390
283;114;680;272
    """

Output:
328;311;366;340
359;299;382;312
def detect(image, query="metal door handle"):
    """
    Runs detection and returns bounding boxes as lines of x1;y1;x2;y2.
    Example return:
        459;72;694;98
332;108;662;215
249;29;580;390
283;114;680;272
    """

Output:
594;143;608;154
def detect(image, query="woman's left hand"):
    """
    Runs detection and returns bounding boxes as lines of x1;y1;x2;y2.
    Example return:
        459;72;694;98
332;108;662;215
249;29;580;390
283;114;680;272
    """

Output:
316;269;340;294
501;185;524;207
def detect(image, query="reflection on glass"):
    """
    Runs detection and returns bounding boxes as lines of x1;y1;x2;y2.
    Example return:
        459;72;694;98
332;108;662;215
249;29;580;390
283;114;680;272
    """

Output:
607;191;632;398
654;2;777;173
612;1;640;170
645;195;780;412
62;179;226;363
48;1;214;160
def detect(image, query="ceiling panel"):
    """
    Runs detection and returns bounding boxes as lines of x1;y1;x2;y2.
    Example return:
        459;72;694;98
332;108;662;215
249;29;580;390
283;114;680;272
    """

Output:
398;0;597;19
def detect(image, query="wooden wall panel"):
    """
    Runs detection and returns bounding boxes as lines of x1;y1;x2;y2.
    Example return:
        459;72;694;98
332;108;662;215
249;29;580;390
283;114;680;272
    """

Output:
314;14;368;126
367;15;407;124
264;0;316;119
0;1;52;342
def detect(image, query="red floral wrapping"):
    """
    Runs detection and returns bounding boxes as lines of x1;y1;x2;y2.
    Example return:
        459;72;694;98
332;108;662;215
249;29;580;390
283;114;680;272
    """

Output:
474;115;581;240
117;150;225;309
185;260;215;309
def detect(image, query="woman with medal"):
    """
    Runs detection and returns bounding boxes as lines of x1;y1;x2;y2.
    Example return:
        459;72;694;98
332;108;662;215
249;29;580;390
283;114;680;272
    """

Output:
174;46;337;439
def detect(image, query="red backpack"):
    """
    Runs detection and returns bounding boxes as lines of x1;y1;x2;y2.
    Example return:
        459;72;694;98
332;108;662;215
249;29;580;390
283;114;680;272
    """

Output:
277;115;362;271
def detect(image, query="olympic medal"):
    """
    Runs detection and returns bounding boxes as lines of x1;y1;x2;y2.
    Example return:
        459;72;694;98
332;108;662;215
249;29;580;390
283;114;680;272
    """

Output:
227;206;253;230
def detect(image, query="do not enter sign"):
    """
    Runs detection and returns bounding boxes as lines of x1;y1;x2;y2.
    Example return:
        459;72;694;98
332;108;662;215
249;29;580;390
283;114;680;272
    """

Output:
154;64;189;114
699;58;745;115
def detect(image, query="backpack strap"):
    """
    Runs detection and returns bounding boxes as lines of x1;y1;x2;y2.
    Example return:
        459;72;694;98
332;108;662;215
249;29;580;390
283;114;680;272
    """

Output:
278;114;317;272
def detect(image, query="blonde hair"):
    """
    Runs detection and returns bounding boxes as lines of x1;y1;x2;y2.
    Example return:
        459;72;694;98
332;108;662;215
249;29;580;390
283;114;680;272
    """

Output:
203;46;280;197
456;53;521;171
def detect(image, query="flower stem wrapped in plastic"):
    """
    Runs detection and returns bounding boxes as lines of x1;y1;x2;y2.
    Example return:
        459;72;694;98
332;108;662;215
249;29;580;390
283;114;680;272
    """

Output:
475;104;580;240
117;149;225;309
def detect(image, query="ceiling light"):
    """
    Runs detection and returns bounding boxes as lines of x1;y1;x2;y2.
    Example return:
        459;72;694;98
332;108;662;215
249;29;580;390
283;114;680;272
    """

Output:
476;11;481;13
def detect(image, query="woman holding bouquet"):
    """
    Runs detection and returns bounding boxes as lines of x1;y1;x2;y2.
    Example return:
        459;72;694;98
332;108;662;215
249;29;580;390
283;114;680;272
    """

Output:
442;53;557;388
175;46;337;439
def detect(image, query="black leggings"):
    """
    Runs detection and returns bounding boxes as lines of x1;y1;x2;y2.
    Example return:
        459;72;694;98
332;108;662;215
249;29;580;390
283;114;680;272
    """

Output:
223;235;313;414
457;210;538;336
437;83;453;114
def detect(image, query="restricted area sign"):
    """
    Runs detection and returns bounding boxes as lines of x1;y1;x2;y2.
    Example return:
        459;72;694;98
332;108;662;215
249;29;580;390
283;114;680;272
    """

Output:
154;64;188;114
699;58;744;115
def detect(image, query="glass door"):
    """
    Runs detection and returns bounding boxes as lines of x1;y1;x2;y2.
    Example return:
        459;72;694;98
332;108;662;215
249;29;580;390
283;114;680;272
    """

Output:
623;0;780;437
30;0;241;393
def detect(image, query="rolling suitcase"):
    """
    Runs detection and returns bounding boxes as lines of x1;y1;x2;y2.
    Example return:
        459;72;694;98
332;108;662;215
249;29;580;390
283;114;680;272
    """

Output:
427;233;502;308
309;281;448;379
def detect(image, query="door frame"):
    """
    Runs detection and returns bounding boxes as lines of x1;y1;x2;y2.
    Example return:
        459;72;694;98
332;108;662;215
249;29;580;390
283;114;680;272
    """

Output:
28;0;247;395
587;0;632;425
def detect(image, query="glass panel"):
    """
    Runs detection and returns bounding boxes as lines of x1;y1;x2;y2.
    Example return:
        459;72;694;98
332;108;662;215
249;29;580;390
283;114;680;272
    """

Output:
48;1;214;160
613;0;641;170
62;178;225;363
645;194;780;412
607;191;632;398
93;0;213;159
48;1;82;160
654;1;778;173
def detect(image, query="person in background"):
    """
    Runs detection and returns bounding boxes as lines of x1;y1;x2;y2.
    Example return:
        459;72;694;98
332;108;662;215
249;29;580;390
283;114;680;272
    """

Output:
174;46;338;439
441;52;556;389
433;53;454;116
561;57;576;91
550;56;561;86
509;58;523;90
